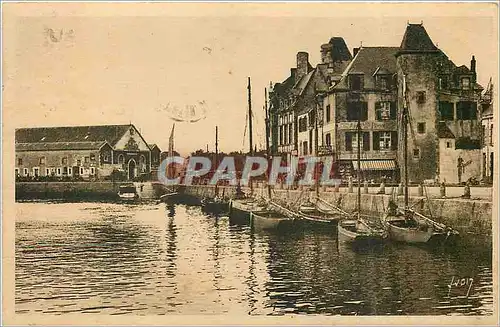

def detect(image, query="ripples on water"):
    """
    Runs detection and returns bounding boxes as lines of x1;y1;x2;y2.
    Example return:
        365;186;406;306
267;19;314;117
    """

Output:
15;201;493;316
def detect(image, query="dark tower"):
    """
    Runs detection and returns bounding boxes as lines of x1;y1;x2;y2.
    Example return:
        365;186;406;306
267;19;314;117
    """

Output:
396;23;441;182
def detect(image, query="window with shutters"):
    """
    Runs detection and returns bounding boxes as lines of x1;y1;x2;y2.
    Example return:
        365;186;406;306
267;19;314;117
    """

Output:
461;77;470;90
326;105;331;123
345;133;352;151
375;102;396;121
349;75;363;90
491;124;494;145
345;132;369;151
457;101;477;120
379;132;391;150
439;101;454;121
373;131;397;151
413;148;420;159
346;102;368;121
325;133;331;146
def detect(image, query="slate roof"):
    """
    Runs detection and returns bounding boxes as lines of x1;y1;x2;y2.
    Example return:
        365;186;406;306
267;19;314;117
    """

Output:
399;24;438;52
15;124;132;145
347;47;399;75
454;65;472;75
16;141;108;152
437;122;456;139
294;69;316;96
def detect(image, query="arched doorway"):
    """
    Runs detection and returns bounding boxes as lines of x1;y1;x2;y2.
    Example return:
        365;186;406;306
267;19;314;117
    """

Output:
128;159;136;180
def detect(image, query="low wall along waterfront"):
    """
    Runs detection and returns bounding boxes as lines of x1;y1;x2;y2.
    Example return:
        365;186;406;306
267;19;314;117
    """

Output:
15;182;167;201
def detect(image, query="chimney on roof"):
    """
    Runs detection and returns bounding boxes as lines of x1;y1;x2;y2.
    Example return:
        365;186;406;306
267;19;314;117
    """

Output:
320;43;332;65
296;52;310;81
353;47;360;57
471;55;477;83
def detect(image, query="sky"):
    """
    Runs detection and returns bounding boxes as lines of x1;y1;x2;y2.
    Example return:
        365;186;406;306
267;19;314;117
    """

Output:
4;3;498;156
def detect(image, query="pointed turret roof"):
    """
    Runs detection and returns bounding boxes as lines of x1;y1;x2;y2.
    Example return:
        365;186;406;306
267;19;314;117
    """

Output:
398;23;439;54
329;37;353;62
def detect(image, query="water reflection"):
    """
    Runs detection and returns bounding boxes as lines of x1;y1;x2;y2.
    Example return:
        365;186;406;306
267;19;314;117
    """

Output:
15;202;492;316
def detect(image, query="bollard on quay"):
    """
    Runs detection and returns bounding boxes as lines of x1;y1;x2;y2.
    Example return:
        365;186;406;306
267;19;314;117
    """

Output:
462;183;471;199
417;184;423;196
363;180;369;194
440;182;446;198
377;181;385;195
397;183;403;196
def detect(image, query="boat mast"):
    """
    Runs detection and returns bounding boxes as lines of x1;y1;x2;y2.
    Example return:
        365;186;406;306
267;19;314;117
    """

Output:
248;77;254;194
356;102;361;220
265;87;272;199
403;75;409;210
315;102;320;199
215;125;219;196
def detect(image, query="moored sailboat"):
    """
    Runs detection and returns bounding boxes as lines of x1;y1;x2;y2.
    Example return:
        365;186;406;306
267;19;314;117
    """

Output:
202;126;229;215
381;75;458;244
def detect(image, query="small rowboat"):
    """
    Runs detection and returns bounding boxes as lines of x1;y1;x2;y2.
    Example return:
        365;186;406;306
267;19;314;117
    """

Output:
201;196;229;215
118;184;139;202
337;217;387;245
250;210;295;231
229;198;267;224
382;206;458;244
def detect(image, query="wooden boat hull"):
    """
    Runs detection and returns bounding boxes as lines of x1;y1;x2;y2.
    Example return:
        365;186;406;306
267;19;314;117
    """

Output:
159;192;180;203
381;211;455;244
202;199;229;215
298;208;339;226
229;199;265;224
337;220;386;245
250;210;295;231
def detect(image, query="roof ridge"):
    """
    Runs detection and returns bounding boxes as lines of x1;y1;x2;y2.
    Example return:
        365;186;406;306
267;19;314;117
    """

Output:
16;123;132;130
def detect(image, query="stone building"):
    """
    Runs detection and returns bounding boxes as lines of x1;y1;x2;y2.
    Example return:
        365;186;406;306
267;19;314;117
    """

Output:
480;79;494;184
15;124;156;181
269;37;352;159
323;46;400;182
396;23;484;184
269;23;489;184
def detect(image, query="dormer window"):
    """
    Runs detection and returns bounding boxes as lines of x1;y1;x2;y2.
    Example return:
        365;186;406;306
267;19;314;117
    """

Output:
129;127;135;135
349;74;363;91
376;75;391;90
461;77;470;90
439;76;449;90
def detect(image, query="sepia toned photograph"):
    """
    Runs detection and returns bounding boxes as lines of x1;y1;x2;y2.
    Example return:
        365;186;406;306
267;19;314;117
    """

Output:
2;2;498;325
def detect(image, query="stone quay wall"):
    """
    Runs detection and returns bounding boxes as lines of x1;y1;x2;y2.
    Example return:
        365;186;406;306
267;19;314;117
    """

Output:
183;184;493;246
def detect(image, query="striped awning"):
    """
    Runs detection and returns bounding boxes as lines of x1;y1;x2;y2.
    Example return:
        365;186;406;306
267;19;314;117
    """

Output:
352;160;397;171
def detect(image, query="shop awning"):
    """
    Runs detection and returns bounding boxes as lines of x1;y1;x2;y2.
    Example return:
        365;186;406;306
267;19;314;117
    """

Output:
352;160;397;171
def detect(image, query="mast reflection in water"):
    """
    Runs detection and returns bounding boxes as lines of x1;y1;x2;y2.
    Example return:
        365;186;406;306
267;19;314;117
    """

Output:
16;201;493;315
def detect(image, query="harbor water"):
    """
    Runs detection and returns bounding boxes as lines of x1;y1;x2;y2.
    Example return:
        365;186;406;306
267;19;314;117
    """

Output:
15;201;493;316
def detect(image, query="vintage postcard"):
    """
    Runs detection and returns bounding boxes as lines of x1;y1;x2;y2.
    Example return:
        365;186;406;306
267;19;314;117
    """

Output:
2;2;498;325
